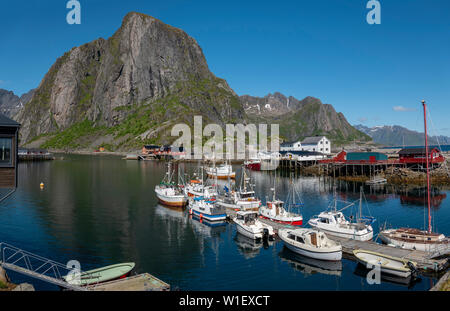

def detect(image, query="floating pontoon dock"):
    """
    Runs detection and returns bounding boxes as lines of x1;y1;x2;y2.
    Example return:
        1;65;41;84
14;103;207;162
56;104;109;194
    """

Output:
88;273;170;291
226;211;449;273
0;242;170;291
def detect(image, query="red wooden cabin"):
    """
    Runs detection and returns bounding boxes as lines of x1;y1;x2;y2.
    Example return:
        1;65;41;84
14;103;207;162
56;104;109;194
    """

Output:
398;147;445;164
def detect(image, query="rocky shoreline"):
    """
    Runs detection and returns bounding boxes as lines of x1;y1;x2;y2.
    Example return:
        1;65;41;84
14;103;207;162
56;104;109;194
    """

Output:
0;266;34;291
301;164;450;186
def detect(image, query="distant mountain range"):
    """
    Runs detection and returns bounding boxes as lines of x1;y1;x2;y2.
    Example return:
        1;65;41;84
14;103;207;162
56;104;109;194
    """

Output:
241;93;370;144
354;124;450;146
0;89;35;118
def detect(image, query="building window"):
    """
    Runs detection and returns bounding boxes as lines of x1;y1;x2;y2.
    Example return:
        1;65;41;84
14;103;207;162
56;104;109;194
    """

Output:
326;141;329;144
0;137;12;166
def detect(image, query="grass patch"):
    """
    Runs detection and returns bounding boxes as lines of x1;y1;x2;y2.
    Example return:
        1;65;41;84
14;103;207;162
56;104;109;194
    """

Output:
41;120;106;149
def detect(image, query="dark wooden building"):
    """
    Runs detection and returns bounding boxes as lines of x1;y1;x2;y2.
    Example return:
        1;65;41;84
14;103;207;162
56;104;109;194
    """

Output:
398;147;445;166
0;113;20;189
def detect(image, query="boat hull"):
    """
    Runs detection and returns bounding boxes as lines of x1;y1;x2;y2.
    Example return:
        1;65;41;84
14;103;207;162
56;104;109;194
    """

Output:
189;208;227;222
157;196;187;207
353;250;414;278
207;173;236;180
64;263;135;286
283;242;342;261
245;162;261;171
379;230;450;253
236;224;263;240
260;214;303;226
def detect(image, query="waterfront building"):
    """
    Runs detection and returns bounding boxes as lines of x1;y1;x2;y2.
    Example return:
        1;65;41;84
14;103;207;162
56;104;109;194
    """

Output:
280;136;331;155
301;136;331;154
0;113;20;189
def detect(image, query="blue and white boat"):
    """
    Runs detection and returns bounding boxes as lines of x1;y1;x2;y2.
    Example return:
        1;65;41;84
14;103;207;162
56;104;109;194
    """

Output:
189;196;227;222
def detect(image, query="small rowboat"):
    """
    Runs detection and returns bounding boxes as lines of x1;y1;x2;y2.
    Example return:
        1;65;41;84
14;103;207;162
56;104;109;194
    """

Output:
63;262;136;286
353;250;417;278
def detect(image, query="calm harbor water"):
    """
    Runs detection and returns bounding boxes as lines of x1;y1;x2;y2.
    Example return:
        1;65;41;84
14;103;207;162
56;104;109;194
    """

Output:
1;154;449;291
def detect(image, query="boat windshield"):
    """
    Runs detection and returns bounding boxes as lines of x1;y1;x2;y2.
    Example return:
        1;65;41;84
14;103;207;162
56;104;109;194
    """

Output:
240;192;255;199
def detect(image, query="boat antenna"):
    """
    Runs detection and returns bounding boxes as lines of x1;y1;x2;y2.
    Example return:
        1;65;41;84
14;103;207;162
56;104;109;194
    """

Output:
423;100;432;234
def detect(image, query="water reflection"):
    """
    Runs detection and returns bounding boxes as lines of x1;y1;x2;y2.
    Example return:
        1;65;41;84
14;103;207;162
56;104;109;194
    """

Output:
352;262;422;289
279;247;342;277
2;155;446;290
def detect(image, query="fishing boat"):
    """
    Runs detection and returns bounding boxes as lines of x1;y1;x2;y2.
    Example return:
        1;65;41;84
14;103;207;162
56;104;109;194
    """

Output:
63;262;135;286
308;187;375;241
216;168;261;211
205;158;235;180
154;162;187;207
189;196;227;222
184;168;218;198
233;211;275;240
353;250;417;278
278;228;342;261
244;151;280;171
259;177;303;226
379;101;450;253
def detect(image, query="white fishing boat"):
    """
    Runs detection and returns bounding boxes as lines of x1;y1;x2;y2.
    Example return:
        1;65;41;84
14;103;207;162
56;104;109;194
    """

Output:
154;162;187;207
353;250;417;278
308;187;375;241
379;101;450;254
233;211;275;240
185;181;217;198
279;228;342;261
189;197;227;222
216;168;261;211
184;168;218;199
205;161;235;180
259;177;303;226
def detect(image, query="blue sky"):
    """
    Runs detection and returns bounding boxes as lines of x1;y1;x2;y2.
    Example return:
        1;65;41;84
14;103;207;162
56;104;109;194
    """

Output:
0;0;449;135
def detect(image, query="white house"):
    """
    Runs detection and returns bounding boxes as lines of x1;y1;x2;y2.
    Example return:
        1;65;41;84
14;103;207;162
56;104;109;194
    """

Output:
301;136;331;154
280;141;302;152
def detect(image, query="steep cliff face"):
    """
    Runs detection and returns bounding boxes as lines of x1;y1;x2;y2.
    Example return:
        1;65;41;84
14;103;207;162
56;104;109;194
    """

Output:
17;12;244;149
242;94;371;144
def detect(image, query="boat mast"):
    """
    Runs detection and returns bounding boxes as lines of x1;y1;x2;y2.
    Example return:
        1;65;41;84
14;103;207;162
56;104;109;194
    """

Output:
359;186;363;222
423;100;432;234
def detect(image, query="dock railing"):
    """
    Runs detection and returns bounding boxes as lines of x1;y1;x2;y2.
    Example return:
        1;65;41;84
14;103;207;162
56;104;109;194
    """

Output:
0;242;88;291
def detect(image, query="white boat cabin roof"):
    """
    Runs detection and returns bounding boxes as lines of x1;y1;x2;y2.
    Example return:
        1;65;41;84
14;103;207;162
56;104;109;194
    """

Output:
236;211;258;216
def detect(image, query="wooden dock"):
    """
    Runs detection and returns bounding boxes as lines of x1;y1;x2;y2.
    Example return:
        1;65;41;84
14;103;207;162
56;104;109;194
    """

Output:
88;273;170;291
225;210;449;273
327;236;448;273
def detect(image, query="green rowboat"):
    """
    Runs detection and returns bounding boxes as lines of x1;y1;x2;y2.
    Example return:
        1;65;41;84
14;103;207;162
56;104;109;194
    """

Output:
63;262;136;286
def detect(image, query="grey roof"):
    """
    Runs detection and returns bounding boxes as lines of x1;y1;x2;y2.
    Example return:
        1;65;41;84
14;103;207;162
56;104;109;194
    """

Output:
301;136;326;144
279;150;324;156
0;113;20;127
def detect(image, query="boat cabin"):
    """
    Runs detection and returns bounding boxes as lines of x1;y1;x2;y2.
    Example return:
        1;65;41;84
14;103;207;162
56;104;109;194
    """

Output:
239;191;256;199
0;113;20;190
316;212;346;225
286;229;324;247
236;211;258;223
